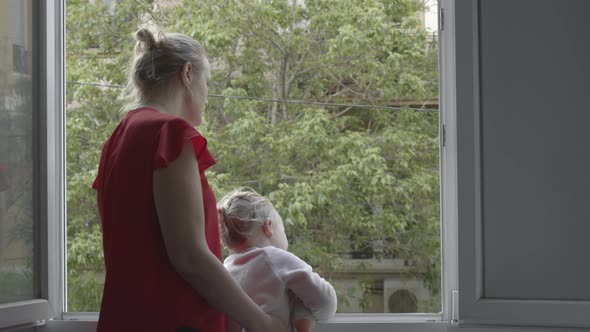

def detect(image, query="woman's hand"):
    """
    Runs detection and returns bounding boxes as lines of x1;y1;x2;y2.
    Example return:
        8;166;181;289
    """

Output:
250;313;286;332
294;319;312;332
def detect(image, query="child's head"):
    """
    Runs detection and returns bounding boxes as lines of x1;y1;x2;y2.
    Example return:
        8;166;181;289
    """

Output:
217;188;288;251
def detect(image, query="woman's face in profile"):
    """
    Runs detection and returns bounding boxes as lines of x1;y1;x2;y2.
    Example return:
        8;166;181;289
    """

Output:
184;58;211;126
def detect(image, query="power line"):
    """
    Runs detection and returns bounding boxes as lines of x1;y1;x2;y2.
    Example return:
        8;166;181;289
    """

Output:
65;81;438;112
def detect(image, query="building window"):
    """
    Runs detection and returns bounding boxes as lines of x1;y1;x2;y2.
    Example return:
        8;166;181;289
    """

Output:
11;0;29;75
12;44;28;74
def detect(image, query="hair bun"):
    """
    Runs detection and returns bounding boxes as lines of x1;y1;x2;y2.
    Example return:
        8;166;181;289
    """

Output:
135;28;156;52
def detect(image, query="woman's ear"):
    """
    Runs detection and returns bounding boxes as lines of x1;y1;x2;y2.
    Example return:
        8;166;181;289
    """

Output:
180;62;192;86
262;219;273;237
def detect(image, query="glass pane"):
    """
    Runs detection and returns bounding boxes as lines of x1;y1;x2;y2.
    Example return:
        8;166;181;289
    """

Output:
0;0;37;304
66;0;440;313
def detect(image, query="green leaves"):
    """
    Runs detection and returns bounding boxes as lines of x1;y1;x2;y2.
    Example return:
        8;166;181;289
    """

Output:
68;226;104;269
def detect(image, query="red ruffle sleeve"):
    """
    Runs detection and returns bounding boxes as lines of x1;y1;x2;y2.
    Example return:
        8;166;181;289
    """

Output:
153;118;216;172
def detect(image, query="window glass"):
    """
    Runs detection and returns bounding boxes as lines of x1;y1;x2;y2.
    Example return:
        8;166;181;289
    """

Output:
0;0;38;304
66;0;440;313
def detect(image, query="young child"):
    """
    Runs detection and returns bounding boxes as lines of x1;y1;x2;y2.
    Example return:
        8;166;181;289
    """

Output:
217;188;337;332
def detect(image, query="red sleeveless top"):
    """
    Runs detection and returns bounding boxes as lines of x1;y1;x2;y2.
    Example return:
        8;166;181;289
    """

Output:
93;107;226;332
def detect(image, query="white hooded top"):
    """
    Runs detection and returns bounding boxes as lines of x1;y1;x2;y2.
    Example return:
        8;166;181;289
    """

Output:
224;246;338;332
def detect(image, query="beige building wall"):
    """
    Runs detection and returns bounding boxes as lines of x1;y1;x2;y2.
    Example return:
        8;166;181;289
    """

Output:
334;258;431;313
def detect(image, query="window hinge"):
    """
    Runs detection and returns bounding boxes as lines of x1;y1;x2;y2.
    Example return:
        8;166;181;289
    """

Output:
442;124;446;147
439;7;445;31
451;290;459;325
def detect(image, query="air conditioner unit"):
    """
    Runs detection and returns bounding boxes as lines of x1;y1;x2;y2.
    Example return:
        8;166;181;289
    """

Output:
383;278;430;313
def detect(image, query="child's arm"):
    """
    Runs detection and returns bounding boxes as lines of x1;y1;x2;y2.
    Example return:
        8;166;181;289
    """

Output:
270;249;338;322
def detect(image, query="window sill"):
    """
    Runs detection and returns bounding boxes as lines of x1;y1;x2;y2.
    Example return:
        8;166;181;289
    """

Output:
0;300;54;330
42;317;590;332
43;313;449;332
43;320;449;332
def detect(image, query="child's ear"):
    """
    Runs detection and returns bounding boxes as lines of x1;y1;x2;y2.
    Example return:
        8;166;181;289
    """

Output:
262;219;273;237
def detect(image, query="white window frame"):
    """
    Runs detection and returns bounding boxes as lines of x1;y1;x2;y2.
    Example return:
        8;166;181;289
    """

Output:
0;0;62;330
25;0;460;331
44;0;67;323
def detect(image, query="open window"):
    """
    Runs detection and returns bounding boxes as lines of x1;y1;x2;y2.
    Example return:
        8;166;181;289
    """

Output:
0;0;63;330
2;0;454;331
455;0;590;328
62;0;446;325
3;1;590;331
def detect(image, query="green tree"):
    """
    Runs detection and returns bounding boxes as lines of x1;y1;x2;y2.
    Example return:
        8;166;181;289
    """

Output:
66;0;439;312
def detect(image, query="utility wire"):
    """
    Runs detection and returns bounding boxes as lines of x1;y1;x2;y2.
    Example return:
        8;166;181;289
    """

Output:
66;81;438;112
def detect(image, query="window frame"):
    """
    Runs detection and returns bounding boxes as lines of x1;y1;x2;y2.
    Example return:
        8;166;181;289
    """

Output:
39;0;457;330
0;0;62;330
43;0;66;323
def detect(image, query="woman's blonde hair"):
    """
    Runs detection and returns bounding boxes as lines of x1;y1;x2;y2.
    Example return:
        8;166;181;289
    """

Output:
126;28;207;109
217;188;275;249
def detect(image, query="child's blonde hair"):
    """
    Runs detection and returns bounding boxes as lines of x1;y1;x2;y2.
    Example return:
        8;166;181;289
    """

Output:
217;188;275;249
126;28;208;109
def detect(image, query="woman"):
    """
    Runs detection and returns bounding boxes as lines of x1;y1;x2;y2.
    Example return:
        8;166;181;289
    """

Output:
92;28;283;332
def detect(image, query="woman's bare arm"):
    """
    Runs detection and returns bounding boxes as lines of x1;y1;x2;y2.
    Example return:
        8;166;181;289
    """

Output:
153;143;283;332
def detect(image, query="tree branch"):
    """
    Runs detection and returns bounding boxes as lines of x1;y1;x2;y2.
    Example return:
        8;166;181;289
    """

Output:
331;106;354;119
